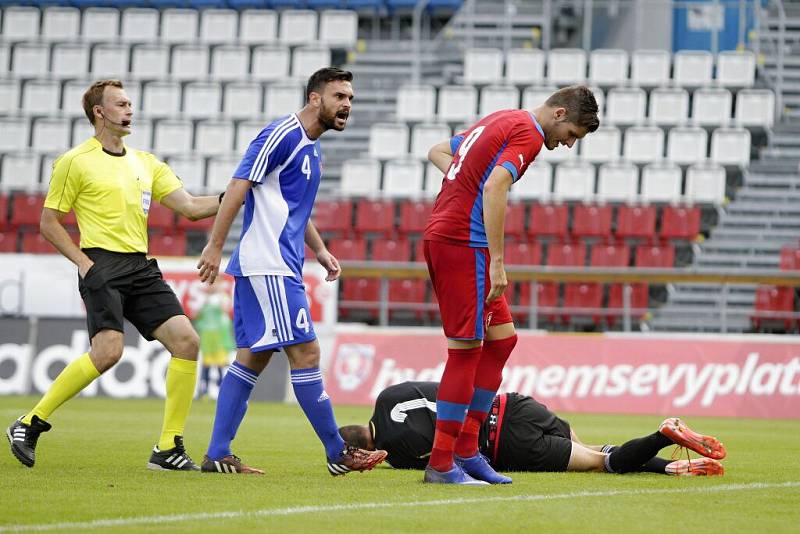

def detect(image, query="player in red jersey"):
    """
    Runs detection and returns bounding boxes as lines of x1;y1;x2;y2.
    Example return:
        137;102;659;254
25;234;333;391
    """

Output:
422;85;600;485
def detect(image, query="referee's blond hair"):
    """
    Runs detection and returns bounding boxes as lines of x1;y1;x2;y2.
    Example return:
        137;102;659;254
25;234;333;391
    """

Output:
82;79;124;126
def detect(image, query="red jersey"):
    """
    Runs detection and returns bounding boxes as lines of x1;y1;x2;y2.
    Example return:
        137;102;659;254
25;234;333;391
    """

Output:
424;109;545;247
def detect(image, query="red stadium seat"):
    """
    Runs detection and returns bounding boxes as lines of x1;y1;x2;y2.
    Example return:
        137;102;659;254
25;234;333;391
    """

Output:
148;233;187;256
547;241;587;266
177;216;214;232
635;243;676;268
328;237;367;261
398;200;433;236
389;279;426;320
148;202;175;232
355;200;396;236
314;200;353;236
516;280;559;325
607;283;650;325
340;278;380;321
0;194;8;231
0;230;17;252
21;232;56;254
505;203;526;239
505;240;543;265
659;205;701;241
413;239;426;262
751;285;795;332
572;203;612;239
563;282;603;325
371;238;411;262
779;245;800;271
591;242;631;326
528;203;568;239
615;204;657;240
10;193;45;229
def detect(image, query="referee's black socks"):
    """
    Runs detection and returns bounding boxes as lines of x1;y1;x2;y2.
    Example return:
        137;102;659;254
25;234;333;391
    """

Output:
604;432;673;474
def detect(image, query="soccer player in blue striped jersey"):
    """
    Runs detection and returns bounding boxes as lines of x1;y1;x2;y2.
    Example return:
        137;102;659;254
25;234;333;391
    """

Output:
197;67;387;476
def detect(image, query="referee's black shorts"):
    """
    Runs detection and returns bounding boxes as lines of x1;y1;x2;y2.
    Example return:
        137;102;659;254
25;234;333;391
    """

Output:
78;248;185;341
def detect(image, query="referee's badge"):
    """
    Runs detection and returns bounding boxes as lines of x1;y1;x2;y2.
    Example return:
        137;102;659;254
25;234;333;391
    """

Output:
141;189;152;215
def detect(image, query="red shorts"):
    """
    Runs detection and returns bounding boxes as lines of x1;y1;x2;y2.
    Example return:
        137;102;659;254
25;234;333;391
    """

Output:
424;240;513;340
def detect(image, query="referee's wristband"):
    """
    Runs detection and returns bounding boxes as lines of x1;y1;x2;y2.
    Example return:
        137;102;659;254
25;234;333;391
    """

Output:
218;192;224;204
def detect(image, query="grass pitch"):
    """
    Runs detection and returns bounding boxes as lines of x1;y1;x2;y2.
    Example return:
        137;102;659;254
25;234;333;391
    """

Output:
1;396;799;533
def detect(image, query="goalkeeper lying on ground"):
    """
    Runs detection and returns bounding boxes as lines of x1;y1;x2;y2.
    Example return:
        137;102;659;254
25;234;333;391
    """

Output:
339;381;726;476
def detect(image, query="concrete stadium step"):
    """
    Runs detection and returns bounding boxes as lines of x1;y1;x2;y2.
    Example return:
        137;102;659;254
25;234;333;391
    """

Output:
650;312;752;333
693;253;780;269
725;203;800;216
710;226;800;241
701;240;784;256
735;189;800;202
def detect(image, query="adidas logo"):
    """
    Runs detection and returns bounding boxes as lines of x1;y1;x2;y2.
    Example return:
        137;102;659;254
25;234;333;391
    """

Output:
317;391;330;403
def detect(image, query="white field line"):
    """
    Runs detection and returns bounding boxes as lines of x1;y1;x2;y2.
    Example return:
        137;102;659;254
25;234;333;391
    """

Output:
2;481;799;532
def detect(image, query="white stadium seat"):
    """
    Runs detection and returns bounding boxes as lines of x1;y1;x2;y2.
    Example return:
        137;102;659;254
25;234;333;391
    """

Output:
667;126;708;165
464;48;504;85
479;86;519;117
589;49;628;87
673;50;713;88
437;86;477;123
641;162;682;203
291;46;332;80
631;49;671;87
424;162;443;198
12;43;50;79
2;7;41;42
685;162;726;204
62;80;93;117
279;10;318;46
153;120;193;157
506;48;546;86
131;45;170;80
590;86;605;118
71;118;94;147
224;83;263;119
369;123;409;160
251;46;291;82
522;86;556;110
710;127;750;167
166;155;205;194
537;142;576;163
623;126;664;164
124;118;153;151
235;120;265;153
510;161;552;201
142;81;181;117
120;8;160;43
319;9;358;48
160;9;199;44
40;153;57;186
264;83;303;119
0;44;9;77
692;88;732;127
171;45;209;81
579;126;621;164
0;118;30;152
82;8;120;43
195;121;235;155
605;88;646;126
240;10;278;45
183;82;222;118
42;7;81;42
200;9;238;44
383;159;424;198
716;50;755;88
547;48;587;85
553;161;595;202
211;46;250;81
597;162;639;203
340;159;381;197
52;44;90;80
396;85;436;122
410;123;450;160
21;80;60;116
735;89;775;129
31;118;71;153
0;80;20;115
206;155;241;191
648;88;689;126
91;44;130;79
0;152;40;191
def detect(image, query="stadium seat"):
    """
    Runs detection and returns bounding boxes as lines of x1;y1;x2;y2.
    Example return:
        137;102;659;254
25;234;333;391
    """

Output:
147;201;176;232
12;43;50;79
388;279;427;321
0;44;7;78
505;240;542;265
631;49;671;87
32;119;71;154
572;203;612;239
528;203;568;239
396;85;437;122
340;159;381;197
504;203;526;239
423;162;443;198
235;120;264;153
71;119;94;148
716;50;755;88
515;279;559;324
590;86;605;118
371;238;411;262
615;204;656;240
42;7;81;42
685;162;726;205
510;161;552;201
547;48;587;85
339;277;380;321
553;161;595;202
410;123;450;160
206;155;240;191
224;83;263;119
735;89;775;129
369;123;410;160
383;159;424;198
264;83;303;119
398;200;433;236
21;232;57;254
464;48;504;85
605;88;646;126
327;236;366;261
183;82;222;118
506;48;546;86
10;193;45;229
240;10;279;44
62;80;92;117
522;86;557;110
252;46;291;82
313;199;353;237
200;9;238;43
177;214;214;233
39;154;57;188
195;121;234;155
1;153;40;192
660;205;701;241
0;231;15;253
160;9;199;43
0;80;19;116
780;245;800;271
50;44;89;81
579;126;621;163
291;46;332;80
437;86;478;124
153;120;193;157
479;86;520;117
591;242;630;267
149;233;187;256
81;8;120;44
279;10;318;46
21;80;60;116
171;45;210;81
125;118;153;151
211;46;250;81
596;162;638;203
588;49;628;87
623;126;664;164
710;127;751;167
751;285;795;332
131;45;170;80
319;10;358;48
666;127;708;165
166;155;205;194
355;200;396;236
90;44;130;79
0;118;30;153
674;50;714;87
648;88;689;126
0;194;8;232
2;7;41;42
640;162;682;204
635;243;675;267
120;8;159;43
692;88;732;127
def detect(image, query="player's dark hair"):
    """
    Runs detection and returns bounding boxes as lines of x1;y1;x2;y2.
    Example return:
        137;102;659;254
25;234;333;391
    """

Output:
305;67;353;102
83;79;124;126
545;85;600;132
338;425;370;449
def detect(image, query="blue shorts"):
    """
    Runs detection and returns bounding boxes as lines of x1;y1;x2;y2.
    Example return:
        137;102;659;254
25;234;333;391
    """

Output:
233;274;316;352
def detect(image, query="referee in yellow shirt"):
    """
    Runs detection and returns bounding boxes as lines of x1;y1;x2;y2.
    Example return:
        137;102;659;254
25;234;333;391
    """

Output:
7;80;221;471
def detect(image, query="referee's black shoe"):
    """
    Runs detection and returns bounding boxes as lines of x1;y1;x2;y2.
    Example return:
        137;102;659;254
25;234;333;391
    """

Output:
6;415;51;468
147;436;200;471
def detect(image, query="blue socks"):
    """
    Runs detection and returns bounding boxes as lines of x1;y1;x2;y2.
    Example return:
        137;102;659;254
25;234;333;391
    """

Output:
206;361;257;460
291;367;346;460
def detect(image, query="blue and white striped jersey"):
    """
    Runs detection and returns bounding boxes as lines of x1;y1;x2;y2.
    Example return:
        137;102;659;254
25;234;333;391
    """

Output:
225;114;322;278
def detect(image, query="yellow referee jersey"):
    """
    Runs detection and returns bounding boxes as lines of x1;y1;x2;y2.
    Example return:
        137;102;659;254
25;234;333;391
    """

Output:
44;137;183;253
